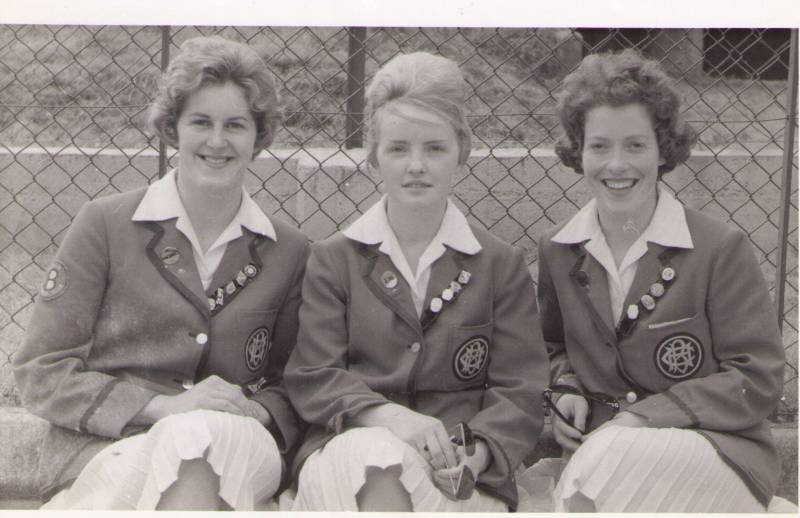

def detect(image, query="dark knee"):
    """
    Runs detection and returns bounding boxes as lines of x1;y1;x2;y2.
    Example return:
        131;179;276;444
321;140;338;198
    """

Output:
179;457;215;475
365;464;402;481
158;457;221;510
357;464;411;511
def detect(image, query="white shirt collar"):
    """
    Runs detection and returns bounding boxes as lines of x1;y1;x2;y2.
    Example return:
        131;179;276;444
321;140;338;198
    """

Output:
552;187;693;249
131;169;276;241
342;195;482;255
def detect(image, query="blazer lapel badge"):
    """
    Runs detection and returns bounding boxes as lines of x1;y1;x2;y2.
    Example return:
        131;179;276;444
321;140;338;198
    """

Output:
617;248;679;337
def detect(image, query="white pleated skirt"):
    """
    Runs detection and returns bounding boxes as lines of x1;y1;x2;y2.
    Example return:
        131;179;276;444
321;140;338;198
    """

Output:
292;426;508;512
42;409;282;510
553;425;765;513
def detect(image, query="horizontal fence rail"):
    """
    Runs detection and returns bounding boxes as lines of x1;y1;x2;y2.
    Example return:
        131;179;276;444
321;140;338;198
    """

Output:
0;25;797;421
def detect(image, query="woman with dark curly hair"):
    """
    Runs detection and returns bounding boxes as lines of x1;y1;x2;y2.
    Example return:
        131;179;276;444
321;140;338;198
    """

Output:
536;49;784;512
13;36;309;510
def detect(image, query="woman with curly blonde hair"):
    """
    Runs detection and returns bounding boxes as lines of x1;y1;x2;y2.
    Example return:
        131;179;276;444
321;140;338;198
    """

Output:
14;36;308;510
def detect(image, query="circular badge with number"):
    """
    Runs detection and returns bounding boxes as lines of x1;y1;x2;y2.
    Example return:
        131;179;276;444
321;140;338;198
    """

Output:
654;333;703;380
453;336;489;381
40;261;68;301
245;326;271;372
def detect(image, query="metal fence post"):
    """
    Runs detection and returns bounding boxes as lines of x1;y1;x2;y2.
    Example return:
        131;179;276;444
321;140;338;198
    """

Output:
158;26;171;178
775;29;798;331
345;27;366;150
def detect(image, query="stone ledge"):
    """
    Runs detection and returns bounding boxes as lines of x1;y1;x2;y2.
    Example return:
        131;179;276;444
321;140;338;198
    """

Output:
0;407;796;506
0;407;47;500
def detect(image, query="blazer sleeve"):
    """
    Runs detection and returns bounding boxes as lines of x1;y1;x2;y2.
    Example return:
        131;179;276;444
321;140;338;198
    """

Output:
468;246;549;495
627;228;785;430
284;241;389;432
537;238;583;391
12;201;158;439
249;239;310;455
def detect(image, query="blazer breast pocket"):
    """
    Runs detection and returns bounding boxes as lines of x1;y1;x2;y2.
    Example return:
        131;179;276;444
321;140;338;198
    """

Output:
647;314;697;330
444;321;494;389
640;313;715;388
235;309;279;377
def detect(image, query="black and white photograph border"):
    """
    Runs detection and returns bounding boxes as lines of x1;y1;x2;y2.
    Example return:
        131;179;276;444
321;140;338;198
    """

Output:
0;0;798;515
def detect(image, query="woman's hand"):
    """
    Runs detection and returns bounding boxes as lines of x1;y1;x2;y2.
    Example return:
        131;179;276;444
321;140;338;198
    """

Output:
354;403;457;470
133;375;271;425
432;439;491;500
552;393;589;452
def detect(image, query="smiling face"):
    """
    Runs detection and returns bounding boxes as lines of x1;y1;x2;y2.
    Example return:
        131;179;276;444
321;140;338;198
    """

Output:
582;103;665;222
374;102;460;215
175;81;256;196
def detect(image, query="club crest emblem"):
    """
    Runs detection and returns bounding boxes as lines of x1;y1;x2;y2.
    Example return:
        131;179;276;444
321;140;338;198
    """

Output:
453;336;489;381
654;333;703;380
245;326;270;372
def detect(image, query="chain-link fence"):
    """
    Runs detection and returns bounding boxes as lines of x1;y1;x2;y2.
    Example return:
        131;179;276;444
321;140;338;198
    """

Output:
0;26;797;420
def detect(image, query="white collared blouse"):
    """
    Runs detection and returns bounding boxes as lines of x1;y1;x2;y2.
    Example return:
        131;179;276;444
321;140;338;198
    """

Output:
132;169;276;289
552;188;693;323
342;195;481;316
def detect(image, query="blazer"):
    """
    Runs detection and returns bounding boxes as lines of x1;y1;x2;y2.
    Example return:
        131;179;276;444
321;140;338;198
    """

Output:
537;207;785;506
13;186;310;497
284;225;549;510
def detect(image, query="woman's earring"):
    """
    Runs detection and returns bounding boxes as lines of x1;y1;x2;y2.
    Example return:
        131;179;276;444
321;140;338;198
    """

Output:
164;124;177;143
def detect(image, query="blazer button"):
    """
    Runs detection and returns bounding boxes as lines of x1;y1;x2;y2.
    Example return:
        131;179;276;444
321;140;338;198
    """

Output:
626;391;638;403
195;332;208;345
182;380;194;390
410;342;421;353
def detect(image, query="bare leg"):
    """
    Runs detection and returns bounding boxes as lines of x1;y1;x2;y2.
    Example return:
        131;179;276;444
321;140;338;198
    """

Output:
157;457;224;510
356;464;412;511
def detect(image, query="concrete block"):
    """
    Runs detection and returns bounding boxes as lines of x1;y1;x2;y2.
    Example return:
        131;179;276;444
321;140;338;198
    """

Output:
0;406;794;506
0;407;47;498
775;425;798;504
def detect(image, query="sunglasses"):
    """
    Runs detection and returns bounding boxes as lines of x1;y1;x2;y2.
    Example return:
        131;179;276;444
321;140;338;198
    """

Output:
543;384;620;435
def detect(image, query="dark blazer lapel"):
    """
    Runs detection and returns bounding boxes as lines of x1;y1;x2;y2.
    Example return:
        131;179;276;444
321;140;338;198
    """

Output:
207;230;260;296
359;244;421;332
420;247;463;330
570;244;617;344
621;243;668;316
142;220;209;317
201;230;269;317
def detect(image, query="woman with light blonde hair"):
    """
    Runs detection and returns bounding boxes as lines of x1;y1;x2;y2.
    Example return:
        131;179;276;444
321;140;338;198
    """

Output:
284;51;549;512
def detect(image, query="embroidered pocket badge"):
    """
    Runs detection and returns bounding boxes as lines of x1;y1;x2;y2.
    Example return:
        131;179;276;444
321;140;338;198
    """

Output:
245;326;271;372
654;332;703;380
453;335;489;381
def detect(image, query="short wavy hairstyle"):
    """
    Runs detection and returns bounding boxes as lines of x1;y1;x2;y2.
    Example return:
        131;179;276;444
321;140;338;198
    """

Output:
555;49;697;176
148;36;280;158
365;51;472;167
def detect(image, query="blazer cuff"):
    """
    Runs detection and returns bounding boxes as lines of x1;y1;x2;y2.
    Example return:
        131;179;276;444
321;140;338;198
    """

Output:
252;389;301;455
83;380;159;438
627;391;698;428
470;427;518;509
328;396;390;434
